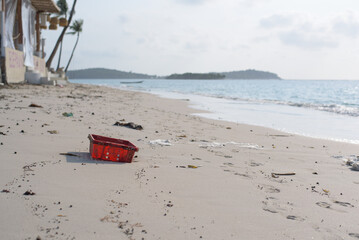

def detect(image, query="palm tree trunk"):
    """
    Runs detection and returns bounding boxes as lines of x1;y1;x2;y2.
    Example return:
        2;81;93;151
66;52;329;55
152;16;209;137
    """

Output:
46;0;77;69
64;33;80;72
56;40;64;70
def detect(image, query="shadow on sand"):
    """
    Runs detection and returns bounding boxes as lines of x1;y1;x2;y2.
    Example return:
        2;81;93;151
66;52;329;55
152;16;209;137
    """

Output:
63;152;127;165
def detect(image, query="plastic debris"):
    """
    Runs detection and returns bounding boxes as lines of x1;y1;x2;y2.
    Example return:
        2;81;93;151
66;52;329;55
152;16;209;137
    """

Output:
47;130;58;134
62;112;73;117
114;121;143;130
199;141;261;149
23;190;35;196
352;162;359;171
335;155;359;171
188;165;198;169
29;103;43;108
322;189;330;194
89;134;138;163
271;172;296;178
149;139;172;146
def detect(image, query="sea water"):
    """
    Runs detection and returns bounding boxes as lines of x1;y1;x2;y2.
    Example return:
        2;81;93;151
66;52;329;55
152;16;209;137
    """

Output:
70;79;359;144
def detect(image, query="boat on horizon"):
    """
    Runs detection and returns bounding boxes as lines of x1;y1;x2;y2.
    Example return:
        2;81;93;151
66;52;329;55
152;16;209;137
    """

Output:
120;81;144;84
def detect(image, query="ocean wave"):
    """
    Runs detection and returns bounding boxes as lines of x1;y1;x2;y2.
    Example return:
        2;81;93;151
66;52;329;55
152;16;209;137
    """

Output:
183;92;359;117
116;84;359;117
272;100;359;117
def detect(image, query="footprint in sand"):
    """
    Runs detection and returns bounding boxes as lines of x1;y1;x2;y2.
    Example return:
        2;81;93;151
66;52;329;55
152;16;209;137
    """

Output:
286;215;305;221
349;233;359;239
249;161;262;167
259;184;281;193
333;201;354;208
223;162;234;167
316;202;331;209
262;198;287;214
234;172;252;178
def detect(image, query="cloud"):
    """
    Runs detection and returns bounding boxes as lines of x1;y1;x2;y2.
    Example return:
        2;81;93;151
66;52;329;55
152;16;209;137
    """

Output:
332;13;359;38
118;14;129;24
260;14;294;28
279;30;338;49
174;0;208;5
239;0;272;8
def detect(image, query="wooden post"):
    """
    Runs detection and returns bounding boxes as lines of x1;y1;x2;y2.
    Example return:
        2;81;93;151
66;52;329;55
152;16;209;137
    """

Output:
36;12;40;53
16;0;22;45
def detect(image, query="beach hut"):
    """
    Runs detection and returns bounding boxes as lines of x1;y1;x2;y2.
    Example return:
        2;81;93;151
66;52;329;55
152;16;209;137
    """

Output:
0;0;59;84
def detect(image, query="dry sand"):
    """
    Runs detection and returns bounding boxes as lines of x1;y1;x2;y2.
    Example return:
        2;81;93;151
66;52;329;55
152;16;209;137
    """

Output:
0;83;358;240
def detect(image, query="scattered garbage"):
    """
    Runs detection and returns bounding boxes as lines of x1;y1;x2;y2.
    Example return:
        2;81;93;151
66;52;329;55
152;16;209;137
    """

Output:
1;189;10;193
149;139;172;146
271;172;296;178
334;155;359;171
89;134;139;163
199;141;261;149
23;190;35;196
114;121;143;130
62;112;73;117
352;162;359;171
29;103;43;108
176;165;201;169
47;130;58;134
187;165;198;169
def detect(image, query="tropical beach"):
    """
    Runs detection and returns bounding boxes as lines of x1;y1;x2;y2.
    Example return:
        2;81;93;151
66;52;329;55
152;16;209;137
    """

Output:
2;0;359;239
1;83;359;239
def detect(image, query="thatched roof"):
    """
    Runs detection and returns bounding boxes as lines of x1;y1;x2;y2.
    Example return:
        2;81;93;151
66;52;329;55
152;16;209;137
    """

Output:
31;0;60;13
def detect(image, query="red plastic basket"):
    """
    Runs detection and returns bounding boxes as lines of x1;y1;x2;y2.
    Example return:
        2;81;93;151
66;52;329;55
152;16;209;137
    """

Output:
88;134;139;163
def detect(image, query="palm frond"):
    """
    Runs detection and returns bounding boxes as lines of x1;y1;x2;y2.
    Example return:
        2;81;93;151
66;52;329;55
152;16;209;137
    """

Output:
69;19;84;33
56;0;68;16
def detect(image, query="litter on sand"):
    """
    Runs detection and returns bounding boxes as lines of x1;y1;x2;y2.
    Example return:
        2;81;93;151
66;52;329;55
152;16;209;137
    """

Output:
187;165;198;169
114;121;143;130
199;141;261;149
149;139;172;146
47;130;58;134
271;172;296;178
62;112;73;117
335;155;359;171
29;103;43;108
89;134;139;163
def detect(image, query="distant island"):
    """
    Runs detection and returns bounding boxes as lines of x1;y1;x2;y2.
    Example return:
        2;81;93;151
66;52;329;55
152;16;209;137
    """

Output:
222;69;281;80
167;73;225;80
66;68;156;79
67;68;281;80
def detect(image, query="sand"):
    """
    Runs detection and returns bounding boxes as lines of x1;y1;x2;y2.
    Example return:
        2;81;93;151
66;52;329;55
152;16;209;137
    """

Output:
0;83;358;240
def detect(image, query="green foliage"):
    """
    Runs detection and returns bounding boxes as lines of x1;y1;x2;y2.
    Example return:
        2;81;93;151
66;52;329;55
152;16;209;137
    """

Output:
67;19;84;35
56;0;68;16
66;68;157;79
166;73;225;80
222;70;281;79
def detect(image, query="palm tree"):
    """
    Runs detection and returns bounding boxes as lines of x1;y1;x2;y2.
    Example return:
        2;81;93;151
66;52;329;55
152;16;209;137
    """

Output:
46;0;77;69
64;19;83;72
55;0;68;71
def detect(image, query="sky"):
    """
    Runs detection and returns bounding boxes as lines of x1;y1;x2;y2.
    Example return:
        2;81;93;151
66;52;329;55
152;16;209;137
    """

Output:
44;0;359;79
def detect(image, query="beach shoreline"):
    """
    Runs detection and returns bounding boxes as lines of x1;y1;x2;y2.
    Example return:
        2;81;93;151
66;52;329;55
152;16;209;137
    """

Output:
71;79;359;145
1;83;358;239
